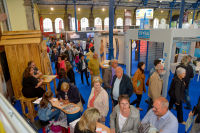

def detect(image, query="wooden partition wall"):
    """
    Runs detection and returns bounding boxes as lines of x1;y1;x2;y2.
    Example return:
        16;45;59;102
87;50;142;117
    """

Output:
0;30;51;99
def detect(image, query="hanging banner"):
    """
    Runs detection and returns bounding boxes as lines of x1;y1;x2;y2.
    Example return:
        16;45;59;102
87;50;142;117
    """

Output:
136;9;154;19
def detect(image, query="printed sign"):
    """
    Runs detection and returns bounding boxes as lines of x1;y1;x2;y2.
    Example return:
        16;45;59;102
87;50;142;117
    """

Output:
138;30;150;39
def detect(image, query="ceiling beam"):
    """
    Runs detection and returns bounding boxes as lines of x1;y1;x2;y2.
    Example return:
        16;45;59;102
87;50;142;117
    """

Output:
36;1;195;10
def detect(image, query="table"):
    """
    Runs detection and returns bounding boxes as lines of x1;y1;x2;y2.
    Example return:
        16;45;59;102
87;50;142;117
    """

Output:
42;75;57;94
50;98;80;114
96;122;111;133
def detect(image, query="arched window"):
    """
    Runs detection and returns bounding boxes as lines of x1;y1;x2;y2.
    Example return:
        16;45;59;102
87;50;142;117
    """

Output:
104;17;109;30
43;18;53;32
94;17;102;30
160;18;166;24
71;17;78;31
55;18;64;33
81;17;89;31
153;18;159;29
116;18;123;26
125;18;132;26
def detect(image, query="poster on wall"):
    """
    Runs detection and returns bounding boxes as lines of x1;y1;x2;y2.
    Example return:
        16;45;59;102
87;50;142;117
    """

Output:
195;42;200;57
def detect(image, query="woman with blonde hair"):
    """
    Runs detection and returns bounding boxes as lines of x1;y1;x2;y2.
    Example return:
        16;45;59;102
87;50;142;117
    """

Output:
57;82;85;111
87;77;109;123
74;108;100;133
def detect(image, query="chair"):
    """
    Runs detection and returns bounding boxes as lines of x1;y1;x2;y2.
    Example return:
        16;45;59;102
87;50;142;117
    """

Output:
19;96;38;123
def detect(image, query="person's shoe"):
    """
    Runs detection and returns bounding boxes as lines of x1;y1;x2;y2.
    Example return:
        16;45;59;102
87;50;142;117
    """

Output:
137;107;143;111
184;106;192;110
181;121;186;125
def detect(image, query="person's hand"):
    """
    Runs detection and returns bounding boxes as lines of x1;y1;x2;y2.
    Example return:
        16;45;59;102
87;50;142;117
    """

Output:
175;102;180;105
189;111;194;117
101;117;105;122
111;129;115;133
64;100;69;104
51;109;55;112
90;71;93;75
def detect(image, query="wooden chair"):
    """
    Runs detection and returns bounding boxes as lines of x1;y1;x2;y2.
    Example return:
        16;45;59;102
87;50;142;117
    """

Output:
19;96;38;123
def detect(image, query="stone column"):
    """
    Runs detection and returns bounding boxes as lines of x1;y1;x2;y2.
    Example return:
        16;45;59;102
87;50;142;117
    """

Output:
24;0;34;30
89;13;94;27
52;21;55;32
64;12;70;31
132;10;136;26
102;20;104;30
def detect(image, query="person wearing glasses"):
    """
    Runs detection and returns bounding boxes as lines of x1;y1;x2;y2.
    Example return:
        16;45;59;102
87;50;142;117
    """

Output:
142;97;178;133
110;95;140;133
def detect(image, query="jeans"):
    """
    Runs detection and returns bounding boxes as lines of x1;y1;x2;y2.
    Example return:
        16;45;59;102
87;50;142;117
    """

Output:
185;87;191;108
49;109;60;121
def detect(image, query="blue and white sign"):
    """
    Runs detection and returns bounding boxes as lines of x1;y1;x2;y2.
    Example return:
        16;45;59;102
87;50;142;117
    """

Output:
138;30;150;39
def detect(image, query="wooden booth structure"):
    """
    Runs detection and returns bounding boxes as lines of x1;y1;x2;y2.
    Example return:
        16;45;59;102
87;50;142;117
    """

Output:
0;30;52;100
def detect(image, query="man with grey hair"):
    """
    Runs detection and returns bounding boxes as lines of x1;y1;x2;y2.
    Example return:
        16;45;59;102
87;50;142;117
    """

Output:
169;67;186;124
111;66;133;106
142;97;178;133
103;59;118;95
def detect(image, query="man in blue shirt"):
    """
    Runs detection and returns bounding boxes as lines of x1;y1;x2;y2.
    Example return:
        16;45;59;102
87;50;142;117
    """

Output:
142;97;178;133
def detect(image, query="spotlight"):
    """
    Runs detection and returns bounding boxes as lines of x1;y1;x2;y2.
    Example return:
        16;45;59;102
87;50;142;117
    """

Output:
50;7;54;11
161;10;164;13
102;8;105;12
78;8;80;11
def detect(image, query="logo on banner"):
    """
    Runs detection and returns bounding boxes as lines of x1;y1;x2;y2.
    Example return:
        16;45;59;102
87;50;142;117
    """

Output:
138;30;150;39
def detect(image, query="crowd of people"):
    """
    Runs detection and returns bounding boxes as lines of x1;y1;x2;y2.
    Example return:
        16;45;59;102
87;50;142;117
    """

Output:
21;37;199;133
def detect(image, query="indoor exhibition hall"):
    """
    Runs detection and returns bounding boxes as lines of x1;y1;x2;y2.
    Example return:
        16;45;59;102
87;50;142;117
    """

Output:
0;0;200;133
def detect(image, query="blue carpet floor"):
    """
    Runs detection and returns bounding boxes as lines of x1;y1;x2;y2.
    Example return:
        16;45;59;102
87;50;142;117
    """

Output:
13;60;200;133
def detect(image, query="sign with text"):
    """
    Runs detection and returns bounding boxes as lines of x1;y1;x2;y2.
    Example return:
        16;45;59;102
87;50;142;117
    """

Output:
138;30;150;39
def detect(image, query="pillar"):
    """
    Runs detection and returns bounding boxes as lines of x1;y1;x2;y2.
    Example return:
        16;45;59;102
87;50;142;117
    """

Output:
178;0;185;28
108;0;114;60
52;21;55;32
24;0;35;30
89;13;94;27
64;13;70;31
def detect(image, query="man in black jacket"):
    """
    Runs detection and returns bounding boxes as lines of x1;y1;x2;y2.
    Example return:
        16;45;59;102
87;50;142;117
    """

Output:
111;67;133;106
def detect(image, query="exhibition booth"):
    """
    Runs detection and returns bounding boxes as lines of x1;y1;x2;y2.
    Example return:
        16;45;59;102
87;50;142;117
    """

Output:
124;29;200;97
93;32;125;64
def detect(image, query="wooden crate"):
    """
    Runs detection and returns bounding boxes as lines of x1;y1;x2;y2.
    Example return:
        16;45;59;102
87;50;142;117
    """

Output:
0;30;51;99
